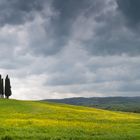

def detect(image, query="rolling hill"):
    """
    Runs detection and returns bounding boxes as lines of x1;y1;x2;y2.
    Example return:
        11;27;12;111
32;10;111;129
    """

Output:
47;97;140;113
0;99;139;140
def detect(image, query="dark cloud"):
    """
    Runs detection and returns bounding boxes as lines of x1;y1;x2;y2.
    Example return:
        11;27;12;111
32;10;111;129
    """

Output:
36;0;92;56
35;0;108;56
0;0;140;56
68;0;140;56
51;0;109;40
86;32;140;56
52;0;90;35
0;0;46;26
117;0;140;26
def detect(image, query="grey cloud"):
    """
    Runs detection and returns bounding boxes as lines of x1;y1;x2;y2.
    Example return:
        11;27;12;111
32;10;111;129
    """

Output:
117;80;140;92
0;0;46;26
117;0;140;27
67;0;140;56
0;0;140;57
0;0;139;99
52;0;90;35
43;45;140;95
51;0;111;40
31;0;108;56
33;0;93;56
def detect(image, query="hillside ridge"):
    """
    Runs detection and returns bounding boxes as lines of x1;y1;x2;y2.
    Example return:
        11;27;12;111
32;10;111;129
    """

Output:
45;96;140;113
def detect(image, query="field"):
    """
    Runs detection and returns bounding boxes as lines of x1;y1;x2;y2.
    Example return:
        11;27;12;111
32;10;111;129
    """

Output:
0;100;139;140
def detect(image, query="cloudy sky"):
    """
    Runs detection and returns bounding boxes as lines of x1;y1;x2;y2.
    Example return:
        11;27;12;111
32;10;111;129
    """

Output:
0;0;140;100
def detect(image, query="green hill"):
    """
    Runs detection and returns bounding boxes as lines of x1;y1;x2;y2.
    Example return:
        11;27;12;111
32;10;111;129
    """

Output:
0;99;139;140
47;97;140;113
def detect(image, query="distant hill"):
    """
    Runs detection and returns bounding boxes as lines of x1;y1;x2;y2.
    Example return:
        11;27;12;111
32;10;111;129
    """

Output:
46;97;140;113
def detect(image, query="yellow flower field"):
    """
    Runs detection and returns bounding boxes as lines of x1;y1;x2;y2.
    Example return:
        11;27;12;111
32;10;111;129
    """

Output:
0;99;139;140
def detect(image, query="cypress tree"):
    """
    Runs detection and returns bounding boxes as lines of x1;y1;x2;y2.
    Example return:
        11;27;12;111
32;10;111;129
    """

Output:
5;75;12;99
0;75;2;98
1;78;4;98
0;75;4;98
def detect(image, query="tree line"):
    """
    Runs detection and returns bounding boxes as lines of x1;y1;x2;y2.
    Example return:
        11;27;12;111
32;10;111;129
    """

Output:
0;75;12;99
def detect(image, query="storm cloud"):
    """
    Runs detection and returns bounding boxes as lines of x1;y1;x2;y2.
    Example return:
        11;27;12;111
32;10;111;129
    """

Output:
117;0;140;26
0;0;139;99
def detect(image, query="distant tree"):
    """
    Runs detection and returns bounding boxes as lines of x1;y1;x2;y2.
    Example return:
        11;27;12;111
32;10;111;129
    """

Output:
1;78;4;98
0;75;2;97
0;75;4;98
5;75;12;99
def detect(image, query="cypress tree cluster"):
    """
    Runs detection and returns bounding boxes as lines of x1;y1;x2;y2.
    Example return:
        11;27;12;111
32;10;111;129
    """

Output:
0;75;12;99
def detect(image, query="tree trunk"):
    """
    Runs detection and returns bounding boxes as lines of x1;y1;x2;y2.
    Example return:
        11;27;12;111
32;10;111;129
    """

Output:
6;96;9;99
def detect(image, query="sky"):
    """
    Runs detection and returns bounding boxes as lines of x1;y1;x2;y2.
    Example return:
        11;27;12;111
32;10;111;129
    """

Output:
0;0;140;100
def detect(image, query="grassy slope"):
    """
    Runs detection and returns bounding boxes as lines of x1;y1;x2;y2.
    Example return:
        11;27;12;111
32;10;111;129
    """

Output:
0;100;139;140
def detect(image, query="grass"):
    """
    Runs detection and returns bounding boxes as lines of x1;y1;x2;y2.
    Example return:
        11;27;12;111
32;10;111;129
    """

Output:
0;99;139;139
